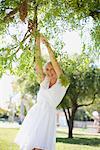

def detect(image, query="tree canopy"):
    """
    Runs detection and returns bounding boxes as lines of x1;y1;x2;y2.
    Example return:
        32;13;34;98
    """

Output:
0;0;99;78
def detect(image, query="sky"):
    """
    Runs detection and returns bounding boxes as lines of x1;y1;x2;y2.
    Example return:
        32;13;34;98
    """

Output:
63;30;81;55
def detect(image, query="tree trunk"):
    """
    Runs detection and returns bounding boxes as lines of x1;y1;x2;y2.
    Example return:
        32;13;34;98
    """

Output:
63;106;77;138
68;115;74;138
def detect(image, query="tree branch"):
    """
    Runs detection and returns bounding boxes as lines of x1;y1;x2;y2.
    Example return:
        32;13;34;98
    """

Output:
7;30;31;59
89;10;100;19
63;108;70;127
77;94;96;108
67;108;71;119
4;7;19;21
3;0;29;21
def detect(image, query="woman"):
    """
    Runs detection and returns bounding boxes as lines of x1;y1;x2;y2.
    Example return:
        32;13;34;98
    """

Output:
14;33;70;150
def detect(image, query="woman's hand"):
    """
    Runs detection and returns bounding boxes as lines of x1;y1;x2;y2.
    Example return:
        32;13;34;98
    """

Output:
40;34;49;45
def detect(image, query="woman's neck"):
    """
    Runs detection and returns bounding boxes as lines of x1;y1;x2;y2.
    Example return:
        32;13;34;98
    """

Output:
49;77;57;87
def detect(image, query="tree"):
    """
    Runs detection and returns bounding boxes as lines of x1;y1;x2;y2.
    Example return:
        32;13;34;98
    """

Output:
0;0;99;78
14;73;39;96
57;53;100;138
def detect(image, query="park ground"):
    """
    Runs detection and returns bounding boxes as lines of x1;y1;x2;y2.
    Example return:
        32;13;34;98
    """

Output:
0;125;100;150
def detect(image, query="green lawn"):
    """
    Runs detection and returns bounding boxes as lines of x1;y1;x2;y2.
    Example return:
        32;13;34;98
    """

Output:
56;128;100;150
0;127;100;150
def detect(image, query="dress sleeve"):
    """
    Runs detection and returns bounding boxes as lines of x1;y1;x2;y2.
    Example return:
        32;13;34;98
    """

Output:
40;76;49;88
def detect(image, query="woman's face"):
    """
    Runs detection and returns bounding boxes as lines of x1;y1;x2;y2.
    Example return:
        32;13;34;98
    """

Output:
45;63;57;80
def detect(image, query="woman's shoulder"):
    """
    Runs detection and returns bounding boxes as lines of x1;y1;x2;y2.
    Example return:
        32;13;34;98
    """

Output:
40;76;49;88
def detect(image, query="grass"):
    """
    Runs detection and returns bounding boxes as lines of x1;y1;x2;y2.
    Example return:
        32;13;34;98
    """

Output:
0;127;100;150
56;127;100;150
0;128;19;150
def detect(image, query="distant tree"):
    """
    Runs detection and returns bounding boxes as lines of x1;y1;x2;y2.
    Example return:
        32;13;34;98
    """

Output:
58;53;100;138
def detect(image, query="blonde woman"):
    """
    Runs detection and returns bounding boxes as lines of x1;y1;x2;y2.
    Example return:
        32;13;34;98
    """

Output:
15;33;69;150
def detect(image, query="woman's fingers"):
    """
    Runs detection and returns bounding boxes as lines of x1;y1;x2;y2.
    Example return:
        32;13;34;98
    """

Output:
40;35;46;44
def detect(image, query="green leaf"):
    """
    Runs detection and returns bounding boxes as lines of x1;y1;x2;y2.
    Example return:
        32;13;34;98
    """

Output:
59;73;70;87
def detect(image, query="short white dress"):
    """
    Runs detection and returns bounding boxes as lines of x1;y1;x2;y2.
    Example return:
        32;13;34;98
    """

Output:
14;76;69;150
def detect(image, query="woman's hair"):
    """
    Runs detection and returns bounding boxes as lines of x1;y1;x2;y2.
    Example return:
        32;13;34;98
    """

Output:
43;61;52;73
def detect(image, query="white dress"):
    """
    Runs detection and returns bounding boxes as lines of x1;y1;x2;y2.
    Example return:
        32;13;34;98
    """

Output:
14;76;69;150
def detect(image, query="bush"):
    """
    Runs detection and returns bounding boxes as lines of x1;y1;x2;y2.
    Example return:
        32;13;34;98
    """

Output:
75;108;92;121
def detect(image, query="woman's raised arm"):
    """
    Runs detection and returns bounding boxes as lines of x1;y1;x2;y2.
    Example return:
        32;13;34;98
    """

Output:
40;34;70;87
35;33;45;83
40;34;63;78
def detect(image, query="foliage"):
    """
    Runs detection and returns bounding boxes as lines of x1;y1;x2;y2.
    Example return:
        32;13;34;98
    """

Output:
57;52;99;108
74;108;92;121
84;98;100;116
0;108;9;118
0;0;99;78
